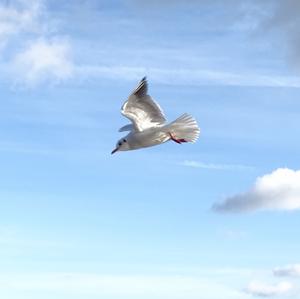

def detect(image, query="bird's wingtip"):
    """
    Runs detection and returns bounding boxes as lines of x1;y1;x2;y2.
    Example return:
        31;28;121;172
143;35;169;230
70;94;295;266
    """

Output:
131;76;148;97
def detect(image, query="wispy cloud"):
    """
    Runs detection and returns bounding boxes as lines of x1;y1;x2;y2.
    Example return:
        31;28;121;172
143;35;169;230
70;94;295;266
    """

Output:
0;272;242;299
0;0;74;87
244;281;292;297
273;264;300;278
180;160;254;171
213;168;300;213
128;0;300;71
0;0;45;42
2;1;300;88
76;65;300;88
11;37;74;86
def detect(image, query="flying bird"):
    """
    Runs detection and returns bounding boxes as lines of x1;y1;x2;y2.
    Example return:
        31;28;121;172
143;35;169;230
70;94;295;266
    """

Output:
111;77;200;154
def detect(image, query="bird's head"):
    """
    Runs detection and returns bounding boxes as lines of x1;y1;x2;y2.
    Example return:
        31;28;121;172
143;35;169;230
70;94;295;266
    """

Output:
111;137;130;154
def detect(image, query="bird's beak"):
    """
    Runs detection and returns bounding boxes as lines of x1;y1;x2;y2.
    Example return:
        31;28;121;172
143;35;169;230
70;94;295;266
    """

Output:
111;147;119;155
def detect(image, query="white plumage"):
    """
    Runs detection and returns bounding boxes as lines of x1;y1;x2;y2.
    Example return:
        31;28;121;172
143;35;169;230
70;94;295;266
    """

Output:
111;77;200;154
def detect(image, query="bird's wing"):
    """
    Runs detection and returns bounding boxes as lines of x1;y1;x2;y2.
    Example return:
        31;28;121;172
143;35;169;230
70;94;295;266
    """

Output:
118;124;134;132
121;77;166;132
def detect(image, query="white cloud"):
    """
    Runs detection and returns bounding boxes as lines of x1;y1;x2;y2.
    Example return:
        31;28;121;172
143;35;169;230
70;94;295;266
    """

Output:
213;168;300;213
11;38;74;86
273;264;300;277
244;281;292;297
0;0;45;43
0;0;74;86
180;160;254;171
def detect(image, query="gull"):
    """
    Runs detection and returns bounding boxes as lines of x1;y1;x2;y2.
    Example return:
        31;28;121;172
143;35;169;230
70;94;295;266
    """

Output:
111;77;200;154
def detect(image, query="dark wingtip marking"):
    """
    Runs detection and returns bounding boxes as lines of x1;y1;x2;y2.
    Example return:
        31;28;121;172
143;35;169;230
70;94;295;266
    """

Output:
134;76;148;96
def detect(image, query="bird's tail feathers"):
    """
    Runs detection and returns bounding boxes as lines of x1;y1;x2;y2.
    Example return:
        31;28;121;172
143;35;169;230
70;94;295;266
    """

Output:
165;113;200;143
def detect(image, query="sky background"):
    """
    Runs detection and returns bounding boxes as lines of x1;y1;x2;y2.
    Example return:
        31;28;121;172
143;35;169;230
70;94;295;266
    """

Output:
1;0;300;298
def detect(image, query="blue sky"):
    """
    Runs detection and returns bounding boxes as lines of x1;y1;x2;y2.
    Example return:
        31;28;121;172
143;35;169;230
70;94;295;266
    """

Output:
1;0;300;298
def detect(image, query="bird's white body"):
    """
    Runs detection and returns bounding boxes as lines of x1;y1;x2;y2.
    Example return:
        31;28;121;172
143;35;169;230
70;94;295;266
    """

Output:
123;126;169;150
111;77;200;154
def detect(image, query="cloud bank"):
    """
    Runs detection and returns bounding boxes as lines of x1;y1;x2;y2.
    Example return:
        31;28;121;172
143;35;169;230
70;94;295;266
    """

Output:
213;168;300;213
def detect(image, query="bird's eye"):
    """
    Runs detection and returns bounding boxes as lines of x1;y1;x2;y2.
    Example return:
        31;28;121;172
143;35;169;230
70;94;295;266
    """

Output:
118;142;122;146
123;139;127;143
